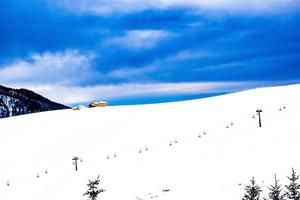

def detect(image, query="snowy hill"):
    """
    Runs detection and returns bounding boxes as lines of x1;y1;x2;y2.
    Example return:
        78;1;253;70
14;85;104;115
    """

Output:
0;85;69;118
0;84;300;200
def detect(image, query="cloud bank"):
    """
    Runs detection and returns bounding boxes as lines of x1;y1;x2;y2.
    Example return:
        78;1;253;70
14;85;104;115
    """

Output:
22;81;268;105
1;1;299;105
0;50;98;86
47;0;299;15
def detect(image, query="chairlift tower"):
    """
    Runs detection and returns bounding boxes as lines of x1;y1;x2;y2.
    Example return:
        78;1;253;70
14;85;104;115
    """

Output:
256;109;263;127
72;156;79;171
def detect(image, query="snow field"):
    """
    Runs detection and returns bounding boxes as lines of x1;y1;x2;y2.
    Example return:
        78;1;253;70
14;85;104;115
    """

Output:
0;84;300;200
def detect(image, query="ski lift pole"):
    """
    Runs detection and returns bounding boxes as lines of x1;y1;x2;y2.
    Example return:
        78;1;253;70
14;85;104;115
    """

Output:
72;156;79;171
256;109;262;127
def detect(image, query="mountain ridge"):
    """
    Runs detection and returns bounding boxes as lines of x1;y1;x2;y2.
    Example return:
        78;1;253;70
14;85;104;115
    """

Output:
0;85;69;118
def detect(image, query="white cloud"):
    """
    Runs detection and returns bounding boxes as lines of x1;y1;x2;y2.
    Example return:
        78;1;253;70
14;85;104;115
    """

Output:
0;50;99;86
166;50;212;62
103;30;173;50
0;49;163;87
0;49;162;89
46;0;299;15
1;49;297;106
20;81;276;105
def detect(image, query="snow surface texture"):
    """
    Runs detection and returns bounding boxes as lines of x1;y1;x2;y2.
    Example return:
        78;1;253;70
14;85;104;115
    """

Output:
0;84;300;200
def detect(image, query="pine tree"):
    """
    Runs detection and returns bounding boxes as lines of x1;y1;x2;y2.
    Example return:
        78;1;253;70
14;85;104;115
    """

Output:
285;168;300;200
83;175;105;200
268;174;285;200
242;177;262;200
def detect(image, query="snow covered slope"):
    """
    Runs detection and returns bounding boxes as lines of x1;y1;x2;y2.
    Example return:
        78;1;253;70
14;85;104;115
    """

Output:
0;84;300;200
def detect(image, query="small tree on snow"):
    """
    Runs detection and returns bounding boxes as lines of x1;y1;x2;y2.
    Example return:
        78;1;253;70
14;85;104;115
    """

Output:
268;174;285;200
285;168;300;200
83;175;105;200
242;177;262;200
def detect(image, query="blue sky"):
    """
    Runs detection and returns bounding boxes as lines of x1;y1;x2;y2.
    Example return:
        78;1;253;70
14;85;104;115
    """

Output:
0;0;300;105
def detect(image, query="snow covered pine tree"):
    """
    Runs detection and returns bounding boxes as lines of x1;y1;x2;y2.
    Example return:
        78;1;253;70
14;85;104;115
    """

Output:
242;177;262;200
285;168;300;200
83;175;105;200
268;174;285;200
